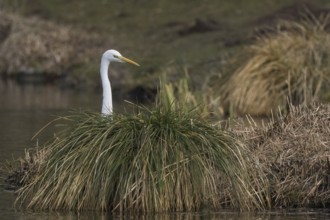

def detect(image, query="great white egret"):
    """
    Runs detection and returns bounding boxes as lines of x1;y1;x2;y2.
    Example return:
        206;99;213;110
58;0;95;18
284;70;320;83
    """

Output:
100;49;139;115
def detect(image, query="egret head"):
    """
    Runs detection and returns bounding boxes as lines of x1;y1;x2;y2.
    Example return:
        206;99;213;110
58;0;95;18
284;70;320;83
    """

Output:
102;49;139;66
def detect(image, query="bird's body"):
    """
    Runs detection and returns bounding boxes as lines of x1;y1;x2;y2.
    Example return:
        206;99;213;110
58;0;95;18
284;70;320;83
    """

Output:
100;50;139;115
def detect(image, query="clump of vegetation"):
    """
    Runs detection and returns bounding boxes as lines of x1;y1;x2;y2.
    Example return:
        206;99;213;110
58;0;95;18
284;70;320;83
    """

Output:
158;69;224;119
232;103;330;207
1;148;48;190
221;14;330;116
0;11;101;78
15;104;265;212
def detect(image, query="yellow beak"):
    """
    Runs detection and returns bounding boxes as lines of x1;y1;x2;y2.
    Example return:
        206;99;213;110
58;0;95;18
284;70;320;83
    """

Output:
119;56;140;66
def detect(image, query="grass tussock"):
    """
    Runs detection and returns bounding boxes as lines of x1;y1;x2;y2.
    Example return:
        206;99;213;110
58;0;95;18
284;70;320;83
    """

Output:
15;105;263;212
232;103;330;207
222;14;330;116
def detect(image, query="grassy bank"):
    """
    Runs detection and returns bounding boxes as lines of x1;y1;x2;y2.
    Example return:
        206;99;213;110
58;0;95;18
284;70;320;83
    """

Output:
1;1;330;89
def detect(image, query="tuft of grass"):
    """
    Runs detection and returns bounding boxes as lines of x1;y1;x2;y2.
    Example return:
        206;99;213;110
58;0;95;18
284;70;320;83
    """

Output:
1;147;49;191
232;103;330;207
158;69;224;119
221;14;330;116
15;104;265;212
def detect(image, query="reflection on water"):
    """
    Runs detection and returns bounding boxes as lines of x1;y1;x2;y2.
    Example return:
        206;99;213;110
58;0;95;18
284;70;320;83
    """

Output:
0;80;101;162
0;80;101;110
1;80;330;219
1;207;330;220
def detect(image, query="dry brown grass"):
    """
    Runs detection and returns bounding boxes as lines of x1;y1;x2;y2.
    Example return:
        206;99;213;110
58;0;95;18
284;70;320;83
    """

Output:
221;14;330;116
231;103;330;207
1;147;48;190
0;10;101;76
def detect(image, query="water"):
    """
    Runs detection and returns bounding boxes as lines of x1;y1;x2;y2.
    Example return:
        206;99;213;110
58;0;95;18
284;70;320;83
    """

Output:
1;80;330;220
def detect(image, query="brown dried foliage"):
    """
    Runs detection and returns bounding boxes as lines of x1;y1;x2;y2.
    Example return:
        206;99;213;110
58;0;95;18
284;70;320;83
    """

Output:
2;148;48;191
0;11;101;75
232;103;330;207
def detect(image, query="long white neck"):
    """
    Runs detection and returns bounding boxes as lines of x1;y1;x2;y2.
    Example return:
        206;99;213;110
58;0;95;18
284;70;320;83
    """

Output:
100;57;112;115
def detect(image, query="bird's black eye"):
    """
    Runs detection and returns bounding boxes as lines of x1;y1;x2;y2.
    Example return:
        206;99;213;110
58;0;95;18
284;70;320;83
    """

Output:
113;55;119;58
